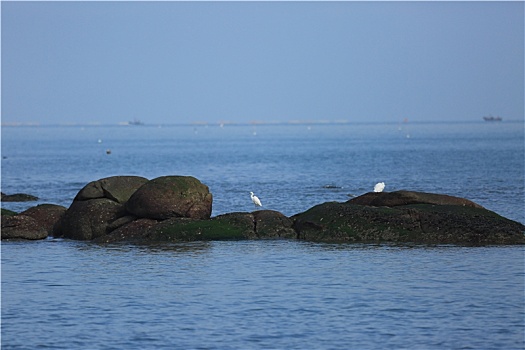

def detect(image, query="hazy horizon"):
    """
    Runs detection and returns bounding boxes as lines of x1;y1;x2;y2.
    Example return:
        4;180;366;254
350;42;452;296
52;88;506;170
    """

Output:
2;1;524;125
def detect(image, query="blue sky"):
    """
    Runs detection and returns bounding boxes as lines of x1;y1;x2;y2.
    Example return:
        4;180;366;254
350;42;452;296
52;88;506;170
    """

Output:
2;1;523;125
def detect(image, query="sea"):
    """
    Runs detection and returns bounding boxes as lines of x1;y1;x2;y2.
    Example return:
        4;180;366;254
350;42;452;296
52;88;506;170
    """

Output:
1;121;524;349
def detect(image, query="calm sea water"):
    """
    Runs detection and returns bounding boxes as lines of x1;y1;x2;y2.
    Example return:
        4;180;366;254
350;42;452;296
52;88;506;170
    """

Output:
2;121;524;349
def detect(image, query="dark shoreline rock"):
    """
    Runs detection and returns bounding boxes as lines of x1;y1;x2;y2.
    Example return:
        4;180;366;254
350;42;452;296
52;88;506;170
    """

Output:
1;192;39;202
1;215;48;240
2;178;524;245
291;201;524;245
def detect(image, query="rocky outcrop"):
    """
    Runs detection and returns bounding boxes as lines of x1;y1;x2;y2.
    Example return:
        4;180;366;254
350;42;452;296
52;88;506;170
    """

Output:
20;204;67;235
1;215;48;240
1;204;66;240
126;176;213;220
55;176;153;240
292;192;525;244
3;177;524;245
253;210;296;239
145;210;295;242
1;192;38;202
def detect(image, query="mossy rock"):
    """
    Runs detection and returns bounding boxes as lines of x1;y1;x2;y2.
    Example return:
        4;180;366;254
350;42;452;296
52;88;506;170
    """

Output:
292;201;525;244
126;176;213;220
147;213;254;242
1;208;18;216
254;210;296;239
292;202;417;242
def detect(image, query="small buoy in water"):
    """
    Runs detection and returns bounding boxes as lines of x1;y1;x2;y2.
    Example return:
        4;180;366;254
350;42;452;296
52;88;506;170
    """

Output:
98;139;102;143
106;149;111;155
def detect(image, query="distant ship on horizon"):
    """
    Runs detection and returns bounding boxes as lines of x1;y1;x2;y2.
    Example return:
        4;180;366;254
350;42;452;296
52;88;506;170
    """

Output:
483;115;502;122
128;118;144;125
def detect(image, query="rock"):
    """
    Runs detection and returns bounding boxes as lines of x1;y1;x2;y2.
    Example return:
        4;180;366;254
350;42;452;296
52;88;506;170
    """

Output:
54;198;123;240
1;192;39;202
106;215;137;233
93;218;159;243
1;208;18;216
348;190;484;208
1;215;48;240
126;176;213;220
147;214;254;242
75;176;148;203
292;201;525;245
20;204;67;235
145;210;296;242
254;210;296;239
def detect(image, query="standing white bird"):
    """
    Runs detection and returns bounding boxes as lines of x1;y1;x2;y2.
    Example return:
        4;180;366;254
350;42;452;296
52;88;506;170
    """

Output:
250;191;262;208
374;182;385;193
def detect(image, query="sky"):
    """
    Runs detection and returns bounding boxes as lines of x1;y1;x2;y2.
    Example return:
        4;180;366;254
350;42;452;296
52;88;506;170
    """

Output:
1;1;524;125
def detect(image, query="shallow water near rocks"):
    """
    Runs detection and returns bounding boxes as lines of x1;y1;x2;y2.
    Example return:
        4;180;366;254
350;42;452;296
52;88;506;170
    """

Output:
2;240;524;349
2;121;524;348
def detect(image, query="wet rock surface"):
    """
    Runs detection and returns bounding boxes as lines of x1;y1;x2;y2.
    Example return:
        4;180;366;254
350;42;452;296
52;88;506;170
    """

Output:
2;179;523;245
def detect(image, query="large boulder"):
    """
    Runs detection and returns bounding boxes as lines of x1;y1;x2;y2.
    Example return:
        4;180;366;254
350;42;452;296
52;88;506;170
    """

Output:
20;204;67;235
75;176;148;203
1;215;48;240
292;201;525;244
126;176;213;220
54;198;123;240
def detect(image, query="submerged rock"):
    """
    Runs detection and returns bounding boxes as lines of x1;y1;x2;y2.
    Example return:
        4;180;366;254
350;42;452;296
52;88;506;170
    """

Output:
1;192;39;202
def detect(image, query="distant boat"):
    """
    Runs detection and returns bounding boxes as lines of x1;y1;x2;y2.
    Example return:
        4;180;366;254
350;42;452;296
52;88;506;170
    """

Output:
483;115;502;122
128;119;144;125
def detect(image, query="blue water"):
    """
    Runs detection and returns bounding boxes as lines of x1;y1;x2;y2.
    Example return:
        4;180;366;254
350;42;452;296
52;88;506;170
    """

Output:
2;121;525;349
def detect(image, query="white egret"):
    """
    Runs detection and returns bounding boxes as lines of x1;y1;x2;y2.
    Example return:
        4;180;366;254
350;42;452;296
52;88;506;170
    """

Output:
250;192;262;208
373;182;385;192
